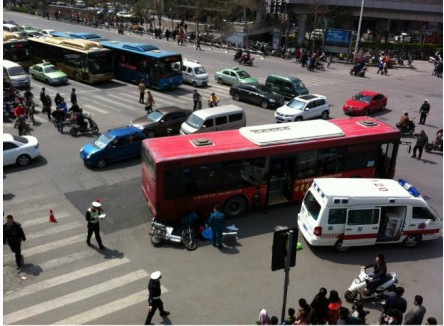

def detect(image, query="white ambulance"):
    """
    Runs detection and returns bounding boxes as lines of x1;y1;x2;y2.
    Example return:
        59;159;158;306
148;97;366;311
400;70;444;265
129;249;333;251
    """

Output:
297;178;442;250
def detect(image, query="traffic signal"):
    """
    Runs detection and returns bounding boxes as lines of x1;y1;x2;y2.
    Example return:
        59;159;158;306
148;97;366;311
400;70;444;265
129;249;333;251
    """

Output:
270;0;275;13
271;227;298;271
275;0;280;14
280;0;286;13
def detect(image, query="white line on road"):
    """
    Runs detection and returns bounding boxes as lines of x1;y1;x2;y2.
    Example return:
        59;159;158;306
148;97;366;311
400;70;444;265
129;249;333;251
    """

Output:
25;221;82;240
4;257;130;301
38;249;96;270
53;290;147;325
3;270;148;325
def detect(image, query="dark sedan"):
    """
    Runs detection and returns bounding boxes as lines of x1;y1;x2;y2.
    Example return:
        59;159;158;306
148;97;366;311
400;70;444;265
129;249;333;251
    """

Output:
229;82;285;109
129;106;191;137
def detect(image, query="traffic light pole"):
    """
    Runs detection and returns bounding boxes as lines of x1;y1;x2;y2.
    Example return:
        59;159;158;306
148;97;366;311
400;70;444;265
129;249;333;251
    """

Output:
280;229;294;323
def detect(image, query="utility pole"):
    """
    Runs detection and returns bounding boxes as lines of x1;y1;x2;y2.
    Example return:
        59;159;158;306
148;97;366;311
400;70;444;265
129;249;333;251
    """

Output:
354;0;365;59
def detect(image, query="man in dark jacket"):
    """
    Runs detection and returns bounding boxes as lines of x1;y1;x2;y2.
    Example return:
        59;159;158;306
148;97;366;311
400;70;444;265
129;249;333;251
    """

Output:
384;287;407;320
3;215;26;269
310;287;329;324
363;254;387;295
412;130;429;160
419;99;430;125
145;271;170;325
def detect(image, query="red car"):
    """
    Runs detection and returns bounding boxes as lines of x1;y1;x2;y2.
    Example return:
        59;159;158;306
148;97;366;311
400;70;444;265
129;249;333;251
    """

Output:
343;90;387;116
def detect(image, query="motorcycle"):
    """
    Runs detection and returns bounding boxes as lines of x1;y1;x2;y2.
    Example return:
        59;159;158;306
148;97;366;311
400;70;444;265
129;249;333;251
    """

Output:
149;219;198;251
69;114;99;137
344;267;398;303
396;118;416;136
350;66;367;77
208;99;219;108
425;141;443;153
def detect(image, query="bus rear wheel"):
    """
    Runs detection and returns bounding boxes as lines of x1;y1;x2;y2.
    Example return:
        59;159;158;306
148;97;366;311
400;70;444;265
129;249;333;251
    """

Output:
223;196;247;219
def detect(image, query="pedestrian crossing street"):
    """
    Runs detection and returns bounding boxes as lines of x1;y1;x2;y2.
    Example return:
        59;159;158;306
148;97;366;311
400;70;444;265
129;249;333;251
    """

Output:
3;195;167;325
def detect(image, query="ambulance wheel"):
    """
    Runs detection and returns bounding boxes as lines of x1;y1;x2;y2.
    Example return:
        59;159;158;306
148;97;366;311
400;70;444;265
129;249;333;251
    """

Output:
344;290;358;303
334;239;350;252
403;234;421;248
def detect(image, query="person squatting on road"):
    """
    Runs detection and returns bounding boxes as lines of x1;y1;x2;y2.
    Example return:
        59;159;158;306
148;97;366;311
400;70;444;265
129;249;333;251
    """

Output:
85;201;106;250
145;271;170;325
208;205;225;249
3;215;26;270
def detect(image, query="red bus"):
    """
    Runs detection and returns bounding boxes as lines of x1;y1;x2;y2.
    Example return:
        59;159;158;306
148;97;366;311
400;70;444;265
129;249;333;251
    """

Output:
141;117;400;223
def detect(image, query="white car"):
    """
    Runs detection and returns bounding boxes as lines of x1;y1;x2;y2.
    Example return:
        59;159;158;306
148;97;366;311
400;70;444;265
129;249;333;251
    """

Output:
3;133;41;166
41;29;56;37
275;94;330;122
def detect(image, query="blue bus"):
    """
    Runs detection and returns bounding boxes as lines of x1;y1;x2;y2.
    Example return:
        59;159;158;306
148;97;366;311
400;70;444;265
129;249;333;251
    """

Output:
99;41;183;90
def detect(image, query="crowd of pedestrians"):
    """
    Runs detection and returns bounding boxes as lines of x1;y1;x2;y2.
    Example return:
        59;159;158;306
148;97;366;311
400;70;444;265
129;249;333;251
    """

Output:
257;286;436;325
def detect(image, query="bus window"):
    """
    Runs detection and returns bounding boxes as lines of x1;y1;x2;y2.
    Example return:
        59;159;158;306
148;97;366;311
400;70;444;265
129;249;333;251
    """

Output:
344;143;377;170
295;150;318;178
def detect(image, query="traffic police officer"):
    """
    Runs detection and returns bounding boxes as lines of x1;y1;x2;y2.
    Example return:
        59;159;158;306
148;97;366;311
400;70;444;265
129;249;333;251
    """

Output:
85;201;106;250
145;271;170;324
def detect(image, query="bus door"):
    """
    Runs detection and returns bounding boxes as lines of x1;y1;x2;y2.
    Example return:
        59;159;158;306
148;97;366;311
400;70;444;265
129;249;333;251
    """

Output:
149;64;160;89
375;142;398;178
342;207;380;246
267;157;292;205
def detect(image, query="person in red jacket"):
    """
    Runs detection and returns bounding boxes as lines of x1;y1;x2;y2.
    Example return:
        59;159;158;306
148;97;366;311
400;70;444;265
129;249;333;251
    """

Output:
326;290;342;324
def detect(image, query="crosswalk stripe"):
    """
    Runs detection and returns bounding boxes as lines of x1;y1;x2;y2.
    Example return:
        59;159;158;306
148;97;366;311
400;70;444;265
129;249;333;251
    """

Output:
26;221;82;240
38;249;96;270
4;257;130;301
3;269;148;325
54;290;147;325
5;234;85;258
18;212;71;228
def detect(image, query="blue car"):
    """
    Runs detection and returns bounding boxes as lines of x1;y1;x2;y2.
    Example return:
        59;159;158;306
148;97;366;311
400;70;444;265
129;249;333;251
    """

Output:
80;126;146;168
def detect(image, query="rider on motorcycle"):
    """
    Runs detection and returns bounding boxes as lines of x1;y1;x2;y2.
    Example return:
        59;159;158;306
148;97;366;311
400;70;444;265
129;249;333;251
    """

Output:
396;112;410;129
234;49;243;61
209;93;219;107
242;50;251;64
362;254;387;296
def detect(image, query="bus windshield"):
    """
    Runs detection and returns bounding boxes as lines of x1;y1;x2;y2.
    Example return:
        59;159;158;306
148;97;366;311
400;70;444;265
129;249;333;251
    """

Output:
159;56;182;77
88;52;114;74
4;43;30;63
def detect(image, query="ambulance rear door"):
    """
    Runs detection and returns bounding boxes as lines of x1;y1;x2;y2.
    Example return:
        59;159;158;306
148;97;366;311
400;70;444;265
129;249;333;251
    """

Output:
342;207;381;247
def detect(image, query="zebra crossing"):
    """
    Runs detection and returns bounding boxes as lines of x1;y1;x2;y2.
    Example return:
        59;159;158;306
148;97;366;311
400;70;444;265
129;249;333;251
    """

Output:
2;194;163;325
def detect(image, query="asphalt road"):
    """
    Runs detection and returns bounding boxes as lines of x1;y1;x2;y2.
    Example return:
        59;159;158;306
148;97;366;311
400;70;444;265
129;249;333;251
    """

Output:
3;11;443;325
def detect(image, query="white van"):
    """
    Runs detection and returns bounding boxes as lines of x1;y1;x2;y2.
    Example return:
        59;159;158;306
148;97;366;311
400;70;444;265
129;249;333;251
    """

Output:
175;59;208;87
3;24;21;33
298;178;442;250
180;105;246;135
3;60;31;89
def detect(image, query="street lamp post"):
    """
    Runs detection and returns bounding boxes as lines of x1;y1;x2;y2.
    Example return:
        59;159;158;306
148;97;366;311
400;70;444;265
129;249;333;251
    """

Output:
354;0;365;60
169;8;173;29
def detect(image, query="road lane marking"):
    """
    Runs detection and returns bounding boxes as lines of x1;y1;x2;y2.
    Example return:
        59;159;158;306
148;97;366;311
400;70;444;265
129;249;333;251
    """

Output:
25;221;82;240
3;270;148;324
54;290;147;324
4;257;131;301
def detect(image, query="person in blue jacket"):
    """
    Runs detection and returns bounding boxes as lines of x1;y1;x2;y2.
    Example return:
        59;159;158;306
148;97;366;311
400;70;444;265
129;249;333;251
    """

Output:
208;205;225;249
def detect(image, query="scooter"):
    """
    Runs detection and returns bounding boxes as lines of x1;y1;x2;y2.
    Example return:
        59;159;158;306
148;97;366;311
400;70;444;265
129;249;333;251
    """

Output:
69;114;99;137
425;141;443;153
396;118;416;136
344;267;398;303
149;219;197;251
240;57;254;66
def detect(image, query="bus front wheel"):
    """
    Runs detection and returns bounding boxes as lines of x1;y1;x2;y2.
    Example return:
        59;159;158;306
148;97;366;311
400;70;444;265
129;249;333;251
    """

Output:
223;196;247;219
